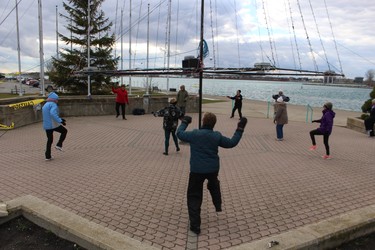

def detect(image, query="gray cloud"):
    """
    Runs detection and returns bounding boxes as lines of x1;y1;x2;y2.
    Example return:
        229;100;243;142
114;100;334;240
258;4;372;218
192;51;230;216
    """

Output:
0;0;374;78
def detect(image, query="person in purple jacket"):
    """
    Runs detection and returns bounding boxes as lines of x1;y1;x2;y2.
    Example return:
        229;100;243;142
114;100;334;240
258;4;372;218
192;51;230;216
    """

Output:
309;102;335;159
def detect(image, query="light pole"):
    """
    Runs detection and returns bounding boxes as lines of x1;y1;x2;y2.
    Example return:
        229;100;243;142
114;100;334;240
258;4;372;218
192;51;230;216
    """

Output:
146;3;150;96
38;0;45;97
56;5;59;59
198;0;204;128
87;0;91;97
15;0;23;96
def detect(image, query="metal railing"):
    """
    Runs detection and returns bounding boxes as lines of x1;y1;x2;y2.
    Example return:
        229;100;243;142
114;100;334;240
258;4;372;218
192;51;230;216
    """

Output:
266;101;314;123
306;104;313;123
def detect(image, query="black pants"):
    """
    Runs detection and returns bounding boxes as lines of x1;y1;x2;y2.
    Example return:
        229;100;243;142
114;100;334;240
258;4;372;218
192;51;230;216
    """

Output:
45;125;68;159
364;118;375;136
115;102;126;118
187;172;222;230
310;129;330;155
231;105;242;118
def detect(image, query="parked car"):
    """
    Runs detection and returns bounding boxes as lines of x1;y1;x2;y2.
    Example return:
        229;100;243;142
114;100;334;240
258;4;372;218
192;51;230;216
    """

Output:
26;79;39;87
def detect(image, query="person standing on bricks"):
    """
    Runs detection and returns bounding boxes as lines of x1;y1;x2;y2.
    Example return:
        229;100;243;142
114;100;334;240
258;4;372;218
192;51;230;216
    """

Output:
112;84;129;120
227;90;243;119
309;102;335;159
42;92;67;161
177;112;247;235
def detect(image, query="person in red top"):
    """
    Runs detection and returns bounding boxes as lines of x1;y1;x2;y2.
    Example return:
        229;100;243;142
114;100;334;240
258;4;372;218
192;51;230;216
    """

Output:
112;84;129;120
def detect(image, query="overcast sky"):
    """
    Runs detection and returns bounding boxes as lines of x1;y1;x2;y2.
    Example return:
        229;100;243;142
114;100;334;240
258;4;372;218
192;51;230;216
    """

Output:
1;0;374;79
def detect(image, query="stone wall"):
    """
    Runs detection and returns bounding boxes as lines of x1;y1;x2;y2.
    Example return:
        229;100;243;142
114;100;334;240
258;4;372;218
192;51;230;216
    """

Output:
0;95;198;129
346;117;366;134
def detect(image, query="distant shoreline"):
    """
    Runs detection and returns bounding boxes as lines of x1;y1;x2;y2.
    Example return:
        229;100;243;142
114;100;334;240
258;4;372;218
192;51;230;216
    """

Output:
302;82;371;89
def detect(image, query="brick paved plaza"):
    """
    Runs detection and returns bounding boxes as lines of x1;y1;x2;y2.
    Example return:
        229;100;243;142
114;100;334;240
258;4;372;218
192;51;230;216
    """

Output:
0;100;374;249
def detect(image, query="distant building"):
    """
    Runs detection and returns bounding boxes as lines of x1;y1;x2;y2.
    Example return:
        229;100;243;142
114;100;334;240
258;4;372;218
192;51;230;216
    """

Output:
254;62;274;70
353;77;364;84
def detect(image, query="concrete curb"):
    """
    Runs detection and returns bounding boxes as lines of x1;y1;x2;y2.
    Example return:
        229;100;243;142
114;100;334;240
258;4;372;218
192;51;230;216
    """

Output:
4;195;158;250
229;204;375;250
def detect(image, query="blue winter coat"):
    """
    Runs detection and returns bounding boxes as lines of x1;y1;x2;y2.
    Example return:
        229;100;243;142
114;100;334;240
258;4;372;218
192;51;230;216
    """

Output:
42;101;63;130
177;123;243;173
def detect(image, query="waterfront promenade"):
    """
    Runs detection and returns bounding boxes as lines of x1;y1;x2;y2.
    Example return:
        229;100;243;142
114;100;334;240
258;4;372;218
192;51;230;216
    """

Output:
0;97;374;249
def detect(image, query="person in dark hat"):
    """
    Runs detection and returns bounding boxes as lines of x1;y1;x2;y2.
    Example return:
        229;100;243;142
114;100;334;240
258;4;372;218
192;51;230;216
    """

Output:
153;98;184;155
227;90;243;119
42;92;67;161
309;102;335;159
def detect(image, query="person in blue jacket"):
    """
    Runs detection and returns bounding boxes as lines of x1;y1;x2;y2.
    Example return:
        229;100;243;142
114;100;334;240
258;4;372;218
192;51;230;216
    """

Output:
177;112;247;235
42;92;67;161
309;102;335;159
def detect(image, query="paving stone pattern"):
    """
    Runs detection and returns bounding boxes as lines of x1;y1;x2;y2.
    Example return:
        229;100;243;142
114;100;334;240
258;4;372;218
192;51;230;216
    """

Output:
0;109;374;249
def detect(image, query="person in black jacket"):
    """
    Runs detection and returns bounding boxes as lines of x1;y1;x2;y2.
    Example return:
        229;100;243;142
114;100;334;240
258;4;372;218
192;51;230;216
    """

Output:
364;99;375;137
153;98;184;155
227;90;243;119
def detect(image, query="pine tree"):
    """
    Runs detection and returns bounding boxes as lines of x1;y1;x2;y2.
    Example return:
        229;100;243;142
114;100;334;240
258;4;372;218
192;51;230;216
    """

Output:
49;0;117;95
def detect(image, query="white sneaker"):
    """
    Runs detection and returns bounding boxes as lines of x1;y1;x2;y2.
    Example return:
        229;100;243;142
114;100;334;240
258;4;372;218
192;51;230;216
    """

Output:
45;157;54;161
55;146;63;151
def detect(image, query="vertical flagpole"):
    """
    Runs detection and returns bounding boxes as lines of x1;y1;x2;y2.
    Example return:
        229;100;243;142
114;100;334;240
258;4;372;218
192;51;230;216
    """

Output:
129;0;132;94
38;0;45;97
166;0;171;92
56;5;59;59
87;0;91;97
198;0;204;128
15;0;23;96
121;8;123;86
146;3;150;96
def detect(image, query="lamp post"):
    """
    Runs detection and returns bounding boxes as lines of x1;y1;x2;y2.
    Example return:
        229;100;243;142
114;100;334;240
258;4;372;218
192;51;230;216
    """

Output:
38;0;45;97
198;0;204;128
15;0;23;96
146;3;150;96
87;0;91;97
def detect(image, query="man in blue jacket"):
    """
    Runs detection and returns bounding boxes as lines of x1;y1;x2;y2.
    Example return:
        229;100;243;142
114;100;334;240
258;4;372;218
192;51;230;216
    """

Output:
177;112;247;234
42;92;67;161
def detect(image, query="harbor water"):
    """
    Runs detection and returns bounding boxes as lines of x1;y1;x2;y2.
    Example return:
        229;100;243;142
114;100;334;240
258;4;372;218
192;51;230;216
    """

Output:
130;77;371;112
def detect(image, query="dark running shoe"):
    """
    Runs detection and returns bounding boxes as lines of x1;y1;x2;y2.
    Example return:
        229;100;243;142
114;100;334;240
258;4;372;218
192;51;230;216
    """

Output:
190;226;201;235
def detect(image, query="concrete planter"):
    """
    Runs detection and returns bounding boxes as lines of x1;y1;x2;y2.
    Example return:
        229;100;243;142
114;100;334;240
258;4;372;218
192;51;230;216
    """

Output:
347;117;366;134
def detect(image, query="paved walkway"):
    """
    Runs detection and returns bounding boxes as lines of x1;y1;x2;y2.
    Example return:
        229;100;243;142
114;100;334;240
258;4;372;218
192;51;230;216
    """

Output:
0;98;374;249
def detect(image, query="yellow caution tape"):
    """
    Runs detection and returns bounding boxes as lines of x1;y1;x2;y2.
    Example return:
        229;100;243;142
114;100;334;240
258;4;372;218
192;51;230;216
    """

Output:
8;99;45;110
1;99;45;129
0;122;14;130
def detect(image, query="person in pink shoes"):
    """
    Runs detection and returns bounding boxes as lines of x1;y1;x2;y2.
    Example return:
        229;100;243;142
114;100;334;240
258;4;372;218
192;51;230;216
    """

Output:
309;102;335;159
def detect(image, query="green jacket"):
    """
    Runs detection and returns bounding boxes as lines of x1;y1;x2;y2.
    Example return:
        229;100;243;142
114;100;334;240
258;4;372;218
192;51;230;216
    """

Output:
177;90;189;107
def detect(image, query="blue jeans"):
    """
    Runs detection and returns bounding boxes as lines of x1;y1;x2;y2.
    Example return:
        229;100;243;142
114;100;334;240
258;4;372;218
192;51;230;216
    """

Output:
276;124;284;139
164;128;178;153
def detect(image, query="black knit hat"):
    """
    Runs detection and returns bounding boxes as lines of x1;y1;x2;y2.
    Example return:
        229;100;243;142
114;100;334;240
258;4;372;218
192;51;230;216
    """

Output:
324;102;333;110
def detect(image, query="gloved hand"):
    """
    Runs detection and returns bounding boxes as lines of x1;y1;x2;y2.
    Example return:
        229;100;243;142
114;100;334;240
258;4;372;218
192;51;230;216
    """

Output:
182;116;192;124
61;118;66;126
312;120;319;123
237;117;247;131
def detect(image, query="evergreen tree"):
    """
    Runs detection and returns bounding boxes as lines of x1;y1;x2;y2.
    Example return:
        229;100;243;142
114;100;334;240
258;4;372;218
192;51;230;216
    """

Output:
49;0;117;95
361;86;375;114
